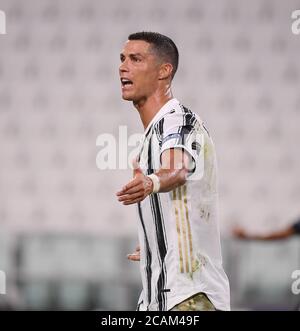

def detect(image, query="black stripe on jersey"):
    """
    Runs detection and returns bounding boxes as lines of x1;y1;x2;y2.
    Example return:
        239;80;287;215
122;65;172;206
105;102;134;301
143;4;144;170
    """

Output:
147;136;168;311
136;300;143;311
181;106;202;146
137;202;152;307
181;104;193;115
182;105;197;128
192;141;201;154
145;121;155;139
185;112;198;146
156;117;164;147
148;193;168;311
176;111;196;146
162;133;182;145
138;122;157;164
153;194;168;310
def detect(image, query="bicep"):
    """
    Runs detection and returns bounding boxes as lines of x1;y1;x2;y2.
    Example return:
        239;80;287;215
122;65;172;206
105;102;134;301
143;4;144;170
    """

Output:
160;148;193;172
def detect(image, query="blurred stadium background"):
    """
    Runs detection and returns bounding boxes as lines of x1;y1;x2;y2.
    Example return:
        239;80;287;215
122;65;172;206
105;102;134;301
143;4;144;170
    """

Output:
0;0;300;310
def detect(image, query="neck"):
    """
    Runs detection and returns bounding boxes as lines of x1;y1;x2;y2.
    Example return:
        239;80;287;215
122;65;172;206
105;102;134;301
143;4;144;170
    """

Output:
133;87;173;129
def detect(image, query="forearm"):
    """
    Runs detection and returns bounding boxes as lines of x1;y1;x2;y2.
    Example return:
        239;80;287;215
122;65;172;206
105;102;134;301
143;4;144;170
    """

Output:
152;167;188;193
116;149;191;205
252;228;295;240
149;148;191;193
235;227;295;241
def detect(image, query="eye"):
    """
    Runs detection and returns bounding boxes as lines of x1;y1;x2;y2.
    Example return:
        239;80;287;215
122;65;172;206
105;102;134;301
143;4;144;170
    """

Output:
132;56;141;63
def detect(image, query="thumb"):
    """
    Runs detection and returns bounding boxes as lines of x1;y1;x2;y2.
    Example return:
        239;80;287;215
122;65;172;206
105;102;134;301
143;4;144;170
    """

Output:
132;158;143;176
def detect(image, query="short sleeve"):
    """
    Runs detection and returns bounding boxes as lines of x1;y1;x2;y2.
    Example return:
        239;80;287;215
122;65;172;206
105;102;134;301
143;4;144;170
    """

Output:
157;111;204;178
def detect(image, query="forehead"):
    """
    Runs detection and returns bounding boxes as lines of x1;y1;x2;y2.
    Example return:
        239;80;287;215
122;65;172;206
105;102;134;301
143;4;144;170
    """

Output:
121;40;152;55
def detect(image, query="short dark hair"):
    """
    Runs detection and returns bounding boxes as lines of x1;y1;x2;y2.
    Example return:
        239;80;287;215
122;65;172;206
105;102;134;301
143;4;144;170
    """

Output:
128;31;179;80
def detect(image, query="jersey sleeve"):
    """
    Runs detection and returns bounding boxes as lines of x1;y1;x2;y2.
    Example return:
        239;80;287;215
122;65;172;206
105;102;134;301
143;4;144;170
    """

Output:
157;111;203;177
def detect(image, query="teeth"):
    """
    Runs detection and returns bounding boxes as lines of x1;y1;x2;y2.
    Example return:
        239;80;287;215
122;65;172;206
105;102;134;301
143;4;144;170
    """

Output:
121;78;132;84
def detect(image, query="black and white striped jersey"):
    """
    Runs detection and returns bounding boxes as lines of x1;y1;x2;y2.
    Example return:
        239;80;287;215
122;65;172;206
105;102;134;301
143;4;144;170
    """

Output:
136;98;230;311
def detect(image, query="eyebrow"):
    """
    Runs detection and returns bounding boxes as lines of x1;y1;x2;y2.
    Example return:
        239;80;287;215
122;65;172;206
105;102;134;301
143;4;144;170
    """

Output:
120;52;145;58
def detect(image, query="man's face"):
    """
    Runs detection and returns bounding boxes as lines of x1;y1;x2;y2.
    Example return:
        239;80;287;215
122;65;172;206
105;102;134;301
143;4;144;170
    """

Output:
119;40;161;102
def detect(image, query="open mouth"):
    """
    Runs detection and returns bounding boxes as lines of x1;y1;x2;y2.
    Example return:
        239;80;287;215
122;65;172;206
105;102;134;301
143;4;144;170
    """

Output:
121;78;133;88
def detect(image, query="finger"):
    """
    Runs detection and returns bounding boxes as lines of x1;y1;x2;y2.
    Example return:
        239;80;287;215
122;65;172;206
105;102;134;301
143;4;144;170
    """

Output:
117;178;140;195
123;184;144;195
117;185;143;198
127;254;140;261
127;253;140;258
118;189;143;201
122;197;144;205
116;186;136;196
128;256;140;262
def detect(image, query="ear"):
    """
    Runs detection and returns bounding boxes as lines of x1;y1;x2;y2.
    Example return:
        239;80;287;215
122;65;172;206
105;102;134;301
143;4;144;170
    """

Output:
158;63;173;80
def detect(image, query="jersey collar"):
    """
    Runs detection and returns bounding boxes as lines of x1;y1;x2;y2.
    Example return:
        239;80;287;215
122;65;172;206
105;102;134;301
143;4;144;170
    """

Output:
143;98;179;136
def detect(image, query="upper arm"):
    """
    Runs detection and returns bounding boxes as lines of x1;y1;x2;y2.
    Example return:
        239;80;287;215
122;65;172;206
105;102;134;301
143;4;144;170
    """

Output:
158;112;203;176
160;148;193;174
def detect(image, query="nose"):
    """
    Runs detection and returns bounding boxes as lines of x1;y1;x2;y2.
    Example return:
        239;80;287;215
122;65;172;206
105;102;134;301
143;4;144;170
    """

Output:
119;59;129;74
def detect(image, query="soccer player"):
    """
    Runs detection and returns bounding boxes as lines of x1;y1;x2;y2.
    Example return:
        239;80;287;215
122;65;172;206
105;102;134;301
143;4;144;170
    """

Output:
116;32;230;311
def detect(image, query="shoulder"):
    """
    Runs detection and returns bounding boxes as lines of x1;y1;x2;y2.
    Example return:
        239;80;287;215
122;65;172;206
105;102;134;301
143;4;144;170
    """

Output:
155;102;201;129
